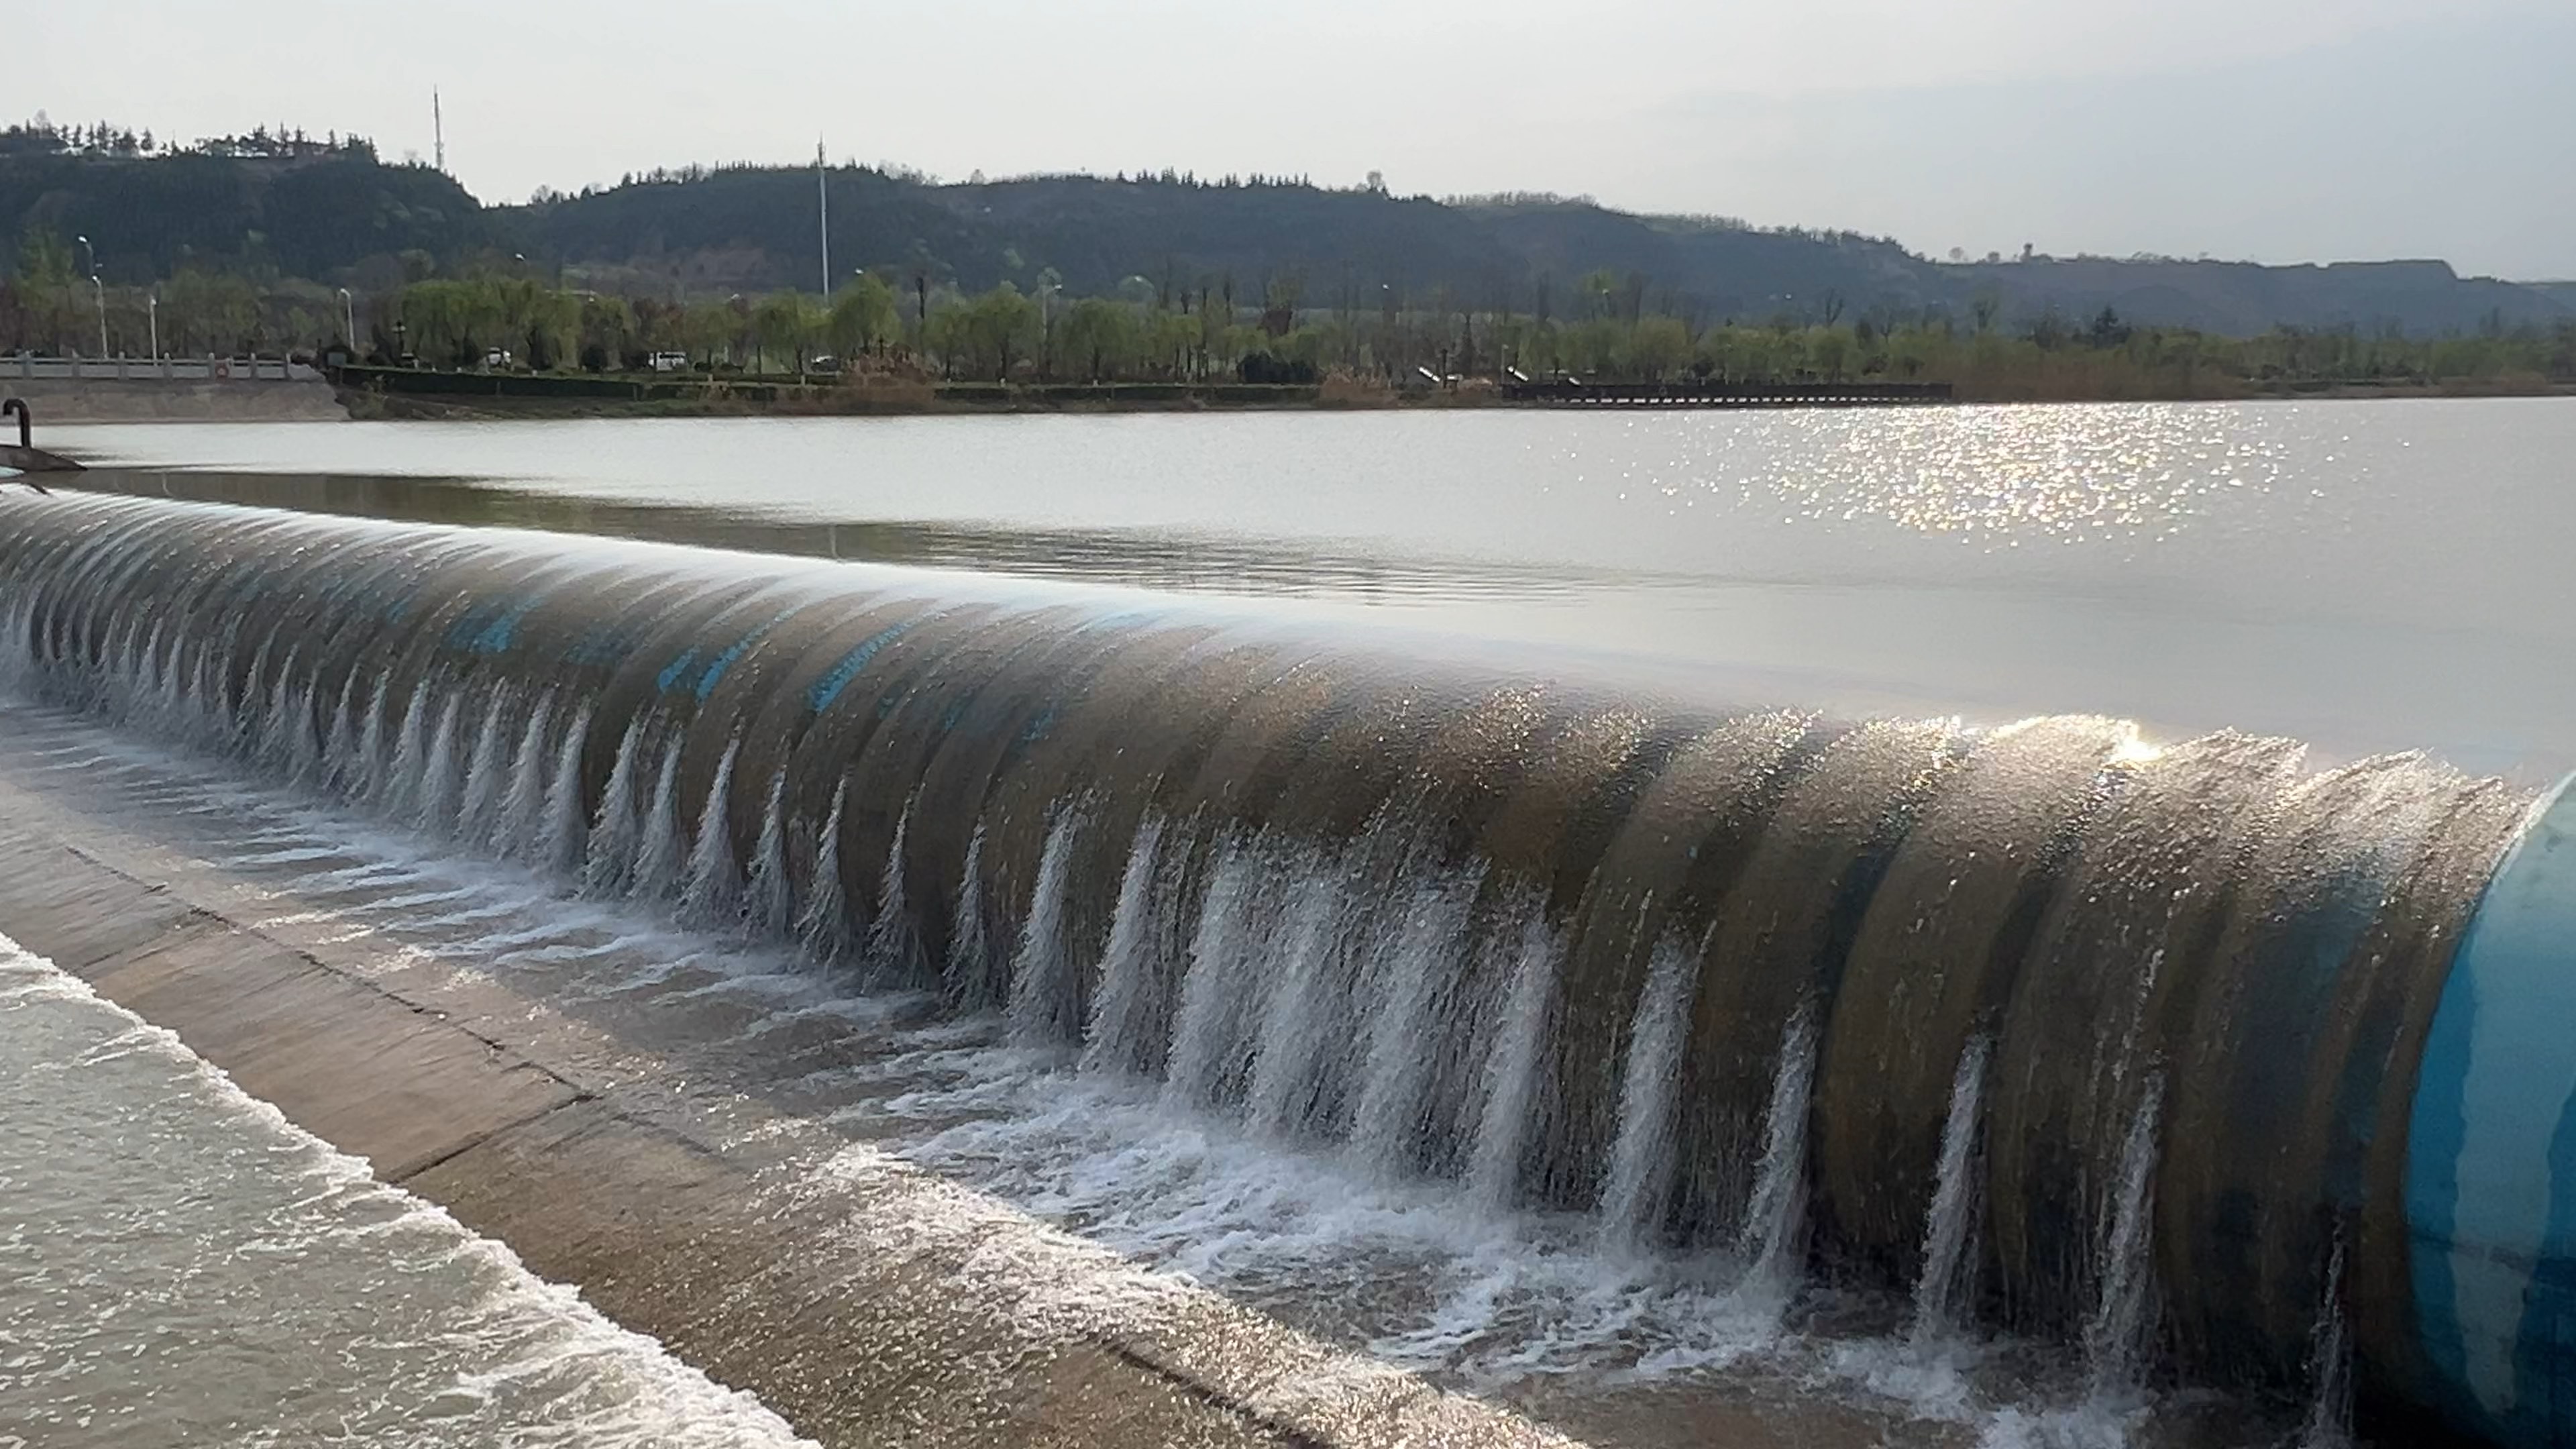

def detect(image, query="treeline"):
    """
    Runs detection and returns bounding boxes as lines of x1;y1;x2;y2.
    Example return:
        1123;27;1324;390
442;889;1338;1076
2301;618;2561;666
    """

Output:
356;270;2576;397
1;115;375;162
13;238;2571;399
0;228;345;357
388;274;904;373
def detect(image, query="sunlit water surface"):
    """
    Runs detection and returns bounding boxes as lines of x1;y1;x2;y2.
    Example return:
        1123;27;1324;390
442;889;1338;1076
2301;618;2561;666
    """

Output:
50;398;2576;776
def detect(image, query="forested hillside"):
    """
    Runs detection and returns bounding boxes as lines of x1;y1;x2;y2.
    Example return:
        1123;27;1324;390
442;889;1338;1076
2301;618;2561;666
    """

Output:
508;166;2569;337
0;122;492;286
5;118;2567;345
4;117;2569;393
507;167;2576;337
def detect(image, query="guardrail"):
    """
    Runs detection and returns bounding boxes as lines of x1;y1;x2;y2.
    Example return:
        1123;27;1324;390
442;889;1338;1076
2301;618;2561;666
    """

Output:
1499;378;1954;407
5;354;323;382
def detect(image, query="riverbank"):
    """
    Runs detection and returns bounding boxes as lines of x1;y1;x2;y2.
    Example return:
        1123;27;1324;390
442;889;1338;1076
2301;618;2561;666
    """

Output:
341;382;1366;421
0;375;348;423
329;366;2574;421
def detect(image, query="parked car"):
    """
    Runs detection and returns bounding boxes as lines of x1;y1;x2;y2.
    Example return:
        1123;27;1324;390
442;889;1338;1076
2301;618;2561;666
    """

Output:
648;352;694;372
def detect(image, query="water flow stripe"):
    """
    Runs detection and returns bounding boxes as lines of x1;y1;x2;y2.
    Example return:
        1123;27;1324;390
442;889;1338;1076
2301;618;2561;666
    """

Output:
808;620;922;714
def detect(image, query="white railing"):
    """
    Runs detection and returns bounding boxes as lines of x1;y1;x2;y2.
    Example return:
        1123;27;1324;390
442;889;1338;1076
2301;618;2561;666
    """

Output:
5;354;324;383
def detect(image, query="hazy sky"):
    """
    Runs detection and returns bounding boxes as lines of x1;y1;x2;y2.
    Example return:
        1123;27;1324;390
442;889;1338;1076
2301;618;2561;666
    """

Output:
22;1;2575;278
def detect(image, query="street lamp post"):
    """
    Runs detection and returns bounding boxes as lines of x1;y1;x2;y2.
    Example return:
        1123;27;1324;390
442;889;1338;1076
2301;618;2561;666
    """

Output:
1036;274;1061;381
148;293;159;362
74;234;107;358
337;288;356;353
816;139;831;299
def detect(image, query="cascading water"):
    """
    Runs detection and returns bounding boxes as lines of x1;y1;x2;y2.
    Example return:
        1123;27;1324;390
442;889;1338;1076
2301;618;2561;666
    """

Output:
2300;1240;2354;1449
1740;1005;1821;1320
1465;910;1560;1213
382;681;430;820
0;494;2549;1446
793;782;849;964
2086;1075;2166;1402
1004;809;1080;1044
537;702;592;878
1077;814;1168;1079
353;676;388;802
415;691;464;835
458;691;511;845
1161;842;1265;1113
948;822;991;1000
1346;863;1483;1180
495;692;555;858
629;739;686;903
1597;930;1696;1253
677;738;741;928
1240;860;1354;1140
743;767;794;941
583;718;644;899
1909;1033;1991;1348
861;794;921;983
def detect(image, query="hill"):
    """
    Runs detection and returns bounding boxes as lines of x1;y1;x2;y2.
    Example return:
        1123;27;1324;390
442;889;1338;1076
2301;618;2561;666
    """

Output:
1932;255;2562;339
503;167;2569;337
1;125;2567;341
0;129;494;288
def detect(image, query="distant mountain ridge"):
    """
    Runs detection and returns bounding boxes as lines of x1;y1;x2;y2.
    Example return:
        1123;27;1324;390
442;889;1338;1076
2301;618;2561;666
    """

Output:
4;144;2565;339
514;170;2569;336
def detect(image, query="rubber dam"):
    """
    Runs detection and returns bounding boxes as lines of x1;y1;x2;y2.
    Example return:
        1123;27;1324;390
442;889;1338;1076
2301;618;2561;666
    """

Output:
3;490;2571;1448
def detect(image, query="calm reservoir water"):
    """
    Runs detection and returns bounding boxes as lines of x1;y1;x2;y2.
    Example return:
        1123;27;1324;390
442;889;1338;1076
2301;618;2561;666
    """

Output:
50;398;2576;776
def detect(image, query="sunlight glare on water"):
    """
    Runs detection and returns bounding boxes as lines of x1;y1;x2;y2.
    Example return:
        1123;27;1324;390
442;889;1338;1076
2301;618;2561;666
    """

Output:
1539;403;2294;543
53;399;2576;773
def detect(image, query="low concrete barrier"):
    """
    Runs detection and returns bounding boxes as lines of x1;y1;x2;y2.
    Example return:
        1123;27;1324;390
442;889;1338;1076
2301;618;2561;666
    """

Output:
0;375;347;423
4;354;323;383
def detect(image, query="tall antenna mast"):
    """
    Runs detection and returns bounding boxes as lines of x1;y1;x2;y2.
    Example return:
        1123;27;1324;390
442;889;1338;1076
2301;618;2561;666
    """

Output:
816;138;831;296
433;89;445;173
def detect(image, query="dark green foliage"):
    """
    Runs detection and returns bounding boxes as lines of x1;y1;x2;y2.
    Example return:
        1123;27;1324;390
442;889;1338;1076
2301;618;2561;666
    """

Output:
1237;351;1318;385
0;144;493;286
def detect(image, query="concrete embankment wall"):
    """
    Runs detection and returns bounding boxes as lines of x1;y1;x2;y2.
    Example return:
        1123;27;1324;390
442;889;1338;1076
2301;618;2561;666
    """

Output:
0;376;347;423
0;766;1564;1449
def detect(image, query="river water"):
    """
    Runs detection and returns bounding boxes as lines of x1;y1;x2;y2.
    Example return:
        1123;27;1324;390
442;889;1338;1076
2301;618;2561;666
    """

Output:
47;398;2576;777
0;936;810;1448
7;400;2573;1448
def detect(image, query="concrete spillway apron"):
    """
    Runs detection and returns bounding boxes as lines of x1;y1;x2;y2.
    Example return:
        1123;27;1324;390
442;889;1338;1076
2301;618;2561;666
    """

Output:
2412;772;2576;1446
